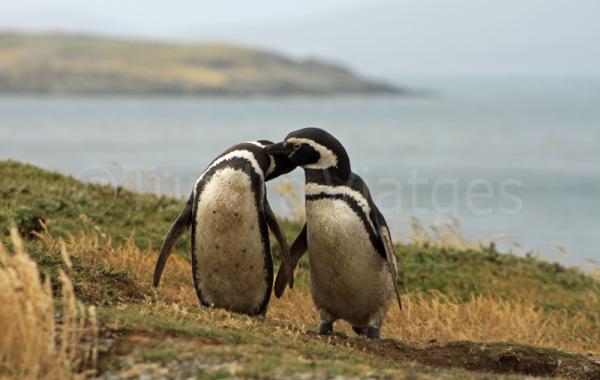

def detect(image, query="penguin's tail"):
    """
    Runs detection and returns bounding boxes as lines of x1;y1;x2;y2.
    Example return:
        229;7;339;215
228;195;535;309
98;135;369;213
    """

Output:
394;283;403;311
381;224;402;311
153;194;193;287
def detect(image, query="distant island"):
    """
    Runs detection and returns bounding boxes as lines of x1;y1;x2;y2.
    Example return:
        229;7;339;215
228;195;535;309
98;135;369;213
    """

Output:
0;32;406;96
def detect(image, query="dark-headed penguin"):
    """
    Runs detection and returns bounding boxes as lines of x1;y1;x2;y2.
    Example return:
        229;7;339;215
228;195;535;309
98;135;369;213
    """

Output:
153;140;296;316
266;128;402;339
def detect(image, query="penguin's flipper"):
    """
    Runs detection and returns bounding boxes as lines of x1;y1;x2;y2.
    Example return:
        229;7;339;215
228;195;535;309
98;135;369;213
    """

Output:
274;224;307;298
153;194;193;287
375;209;402;310
264;197;294;288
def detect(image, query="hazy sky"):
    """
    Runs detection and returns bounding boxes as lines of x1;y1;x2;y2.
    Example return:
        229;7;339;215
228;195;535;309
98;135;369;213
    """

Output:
2;0;599;81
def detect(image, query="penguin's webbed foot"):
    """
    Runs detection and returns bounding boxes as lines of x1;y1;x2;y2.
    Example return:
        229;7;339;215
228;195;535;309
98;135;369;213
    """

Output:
318;321;333;336
366;326;380;340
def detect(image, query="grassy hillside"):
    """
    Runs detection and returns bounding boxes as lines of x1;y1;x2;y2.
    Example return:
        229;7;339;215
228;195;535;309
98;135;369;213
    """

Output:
0;33;403;96
1;160;600;379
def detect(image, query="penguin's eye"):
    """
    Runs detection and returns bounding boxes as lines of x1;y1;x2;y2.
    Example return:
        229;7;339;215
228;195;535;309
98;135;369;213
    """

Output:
292;143;301;151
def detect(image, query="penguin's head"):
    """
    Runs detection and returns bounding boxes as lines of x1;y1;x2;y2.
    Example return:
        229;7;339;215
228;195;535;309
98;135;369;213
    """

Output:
265;128;350;175
255;139;298;181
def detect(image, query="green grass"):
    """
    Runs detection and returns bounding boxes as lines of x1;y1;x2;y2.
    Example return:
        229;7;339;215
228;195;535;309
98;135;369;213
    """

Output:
0;159;182;248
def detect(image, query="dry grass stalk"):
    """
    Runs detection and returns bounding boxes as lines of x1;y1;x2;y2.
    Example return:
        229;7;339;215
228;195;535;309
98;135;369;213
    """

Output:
408;215;481;250
0;228;97;379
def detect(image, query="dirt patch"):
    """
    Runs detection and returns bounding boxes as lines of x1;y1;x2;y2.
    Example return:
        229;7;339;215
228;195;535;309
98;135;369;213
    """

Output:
96;330;222;371
341;338;600;380
94;327;600;379
95;330;241;379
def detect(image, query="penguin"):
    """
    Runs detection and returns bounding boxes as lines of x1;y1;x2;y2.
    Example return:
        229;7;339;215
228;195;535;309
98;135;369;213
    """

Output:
265;128;402;339
153;140;296;316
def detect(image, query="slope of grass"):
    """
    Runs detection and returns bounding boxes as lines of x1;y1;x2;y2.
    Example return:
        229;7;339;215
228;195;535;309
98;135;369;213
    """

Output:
0;32;402;95
2;160;598;317
2;160;600;379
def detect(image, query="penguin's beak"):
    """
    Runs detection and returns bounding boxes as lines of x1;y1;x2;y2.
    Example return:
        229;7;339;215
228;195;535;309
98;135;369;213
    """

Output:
265;142;291;155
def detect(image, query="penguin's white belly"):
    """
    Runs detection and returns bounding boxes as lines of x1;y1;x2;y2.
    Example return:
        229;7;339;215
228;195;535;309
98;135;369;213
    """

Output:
306;198;393;327
194;167;268;314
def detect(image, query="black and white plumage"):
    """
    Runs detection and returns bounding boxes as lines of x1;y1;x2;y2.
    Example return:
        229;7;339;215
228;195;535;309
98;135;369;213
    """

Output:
153;140;296;316
266;128;401;339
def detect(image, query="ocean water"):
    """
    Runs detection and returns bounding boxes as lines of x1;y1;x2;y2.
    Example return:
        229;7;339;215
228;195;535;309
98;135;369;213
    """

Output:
1;76;598;267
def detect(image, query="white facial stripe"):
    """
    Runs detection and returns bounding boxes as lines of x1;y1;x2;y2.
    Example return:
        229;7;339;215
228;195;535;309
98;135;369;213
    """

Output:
305;183;374;230
286;137;338;169
244;141;276;178
195;150;264;191
245;140;276;178
266;155;276;177
247;141;267;148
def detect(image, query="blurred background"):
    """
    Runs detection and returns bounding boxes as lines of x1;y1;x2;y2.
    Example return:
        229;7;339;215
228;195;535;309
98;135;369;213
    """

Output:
0;0;598;267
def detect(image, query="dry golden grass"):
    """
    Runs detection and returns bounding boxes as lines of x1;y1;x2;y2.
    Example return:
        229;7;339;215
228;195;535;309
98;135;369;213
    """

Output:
0;228;97;379
271;286;600;355
33;230;600;358
35;229;198;305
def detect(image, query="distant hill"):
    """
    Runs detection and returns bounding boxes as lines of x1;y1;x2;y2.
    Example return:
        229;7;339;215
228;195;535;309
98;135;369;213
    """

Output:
0;32;405;96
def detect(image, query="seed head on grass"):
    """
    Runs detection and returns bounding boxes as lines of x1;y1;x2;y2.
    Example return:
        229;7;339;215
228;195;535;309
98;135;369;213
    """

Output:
0;227;97;379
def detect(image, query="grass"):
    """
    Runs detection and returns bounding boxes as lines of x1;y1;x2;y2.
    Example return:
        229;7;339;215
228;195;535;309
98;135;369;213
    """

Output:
1;159;600;379
0;227;97;379
99;304;520;379
397;243;600;320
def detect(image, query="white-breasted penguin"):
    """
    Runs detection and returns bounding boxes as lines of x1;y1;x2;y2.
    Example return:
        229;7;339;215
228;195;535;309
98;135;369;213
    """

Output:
266;128;402;339
153;140;296;316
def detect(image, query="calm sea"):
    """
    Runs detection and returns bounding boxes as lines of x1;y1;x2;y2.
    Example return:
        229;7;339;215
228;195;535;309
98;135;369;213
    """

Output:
1;76;598;267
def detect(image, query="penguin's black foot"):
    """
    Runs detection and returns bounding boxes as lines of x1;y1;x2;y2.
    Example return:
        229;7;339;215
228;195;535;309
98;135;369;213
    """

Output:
352;326;368;336
319;321;333;336
366;326;380;340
